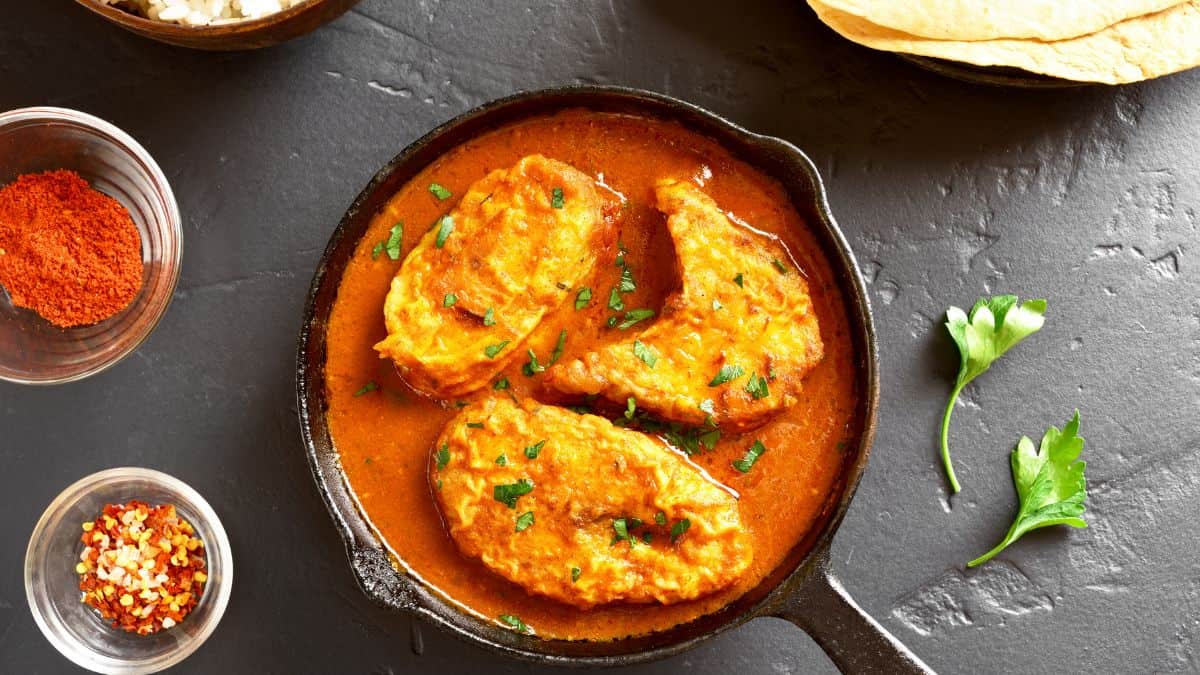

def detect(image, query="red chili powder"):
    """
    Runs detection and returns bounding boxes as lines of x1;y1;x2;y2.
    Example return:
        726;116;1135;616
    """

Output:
0;169;144;328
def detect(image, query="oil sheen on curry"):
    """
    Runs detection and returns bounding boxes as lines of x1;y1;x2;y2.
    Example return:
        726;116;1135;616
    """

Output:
325;110;857;641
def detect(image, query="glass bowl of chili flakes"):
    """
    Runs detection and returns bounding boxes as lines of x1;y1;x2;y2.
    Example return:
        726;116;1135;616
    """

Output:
25;467;232;674
0;107;182;385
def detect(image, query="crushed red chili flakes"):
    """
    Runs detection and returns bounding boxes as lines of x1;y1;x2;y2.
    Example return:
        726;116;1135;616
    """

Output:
76;501;207;635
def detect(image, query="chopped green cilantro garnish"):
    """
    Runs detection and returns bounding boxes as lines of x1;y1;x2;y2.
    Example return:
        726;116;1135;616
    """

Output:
746;373;770;400
654;511;667;526
618;309;655;330
618;266;636;293
371;241;385;259
608;287;625;312
942;295;1047;493
524;440;546;459
551;187;564;209
606;316;618;328
522;349;545;376
495;453;507;466
443;293;457;308
633;340;657;368
436;479;443;491
549;329;567;364
709;364;745;387
571;567;581;582
575;287;592;310
611;518;636;546
733;273;744;287
372;222;404;260
498;614;530;633
493;479;534;508
353;381;379;396
670;519;691;544
967;411;1087;567
434;215;454;248
733;440;768;473
642;532;653;544
483;307;496;326
515;511;535;532
484;341;510;359
429;183;452;200
771;258;788;274
436;444;450;470
466;422;484;429
625;397;637;420
698;428;721;450
493;377;510;390
768;366;778;381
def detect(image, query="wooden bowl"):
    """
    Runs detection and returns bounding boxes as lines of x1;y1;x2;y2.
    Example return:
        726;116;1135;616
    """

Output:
73;0;360;50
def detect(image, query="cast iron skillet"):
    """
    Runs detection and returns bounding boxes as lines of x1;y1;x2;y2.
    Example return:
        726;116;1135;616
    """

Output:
297;85;934;674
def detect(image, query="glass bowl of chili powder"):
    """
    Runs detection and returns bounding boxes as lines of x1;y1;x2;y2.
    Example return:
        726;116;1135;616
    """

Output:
0;107;181;385
25;467;233;674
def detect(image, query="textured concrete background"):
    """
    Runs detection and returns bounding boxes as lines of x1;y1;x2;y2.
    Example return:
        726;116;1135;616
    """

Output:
2;1;1199;673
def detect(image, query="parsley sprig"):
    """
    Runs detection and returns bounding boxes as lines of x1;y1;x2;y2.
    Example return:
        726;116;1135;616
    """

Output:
942;295;1046;493
968;412;1087;567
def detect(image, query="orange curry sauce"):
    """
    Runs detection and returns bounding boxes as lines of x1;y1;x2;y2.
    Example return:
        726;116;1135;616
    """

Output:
324;110;857;640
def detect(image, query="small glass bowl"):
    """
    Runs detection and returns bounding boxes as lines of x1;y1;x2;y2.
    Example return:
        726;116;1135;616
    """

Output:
0;107;182;385
25;468;232;674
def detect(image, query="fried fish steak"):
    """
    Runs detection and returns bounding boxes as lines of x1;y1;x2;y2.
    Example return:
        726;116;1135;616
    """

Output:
545;179;823;431
432;397;752;609
374;155;609;398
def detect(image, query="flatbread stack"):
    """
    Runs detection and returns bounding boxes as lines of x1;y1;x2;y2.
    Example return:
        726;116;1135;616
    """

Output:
807;0;1200;84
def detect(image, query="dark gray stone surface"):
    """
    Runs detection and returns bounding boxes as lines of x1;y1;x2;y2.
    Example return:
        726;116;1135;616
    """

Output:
2;1;1198;672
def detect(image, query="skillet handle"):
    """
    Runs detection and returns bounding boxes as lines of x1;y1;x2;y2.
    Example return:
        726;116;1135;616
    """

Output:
776;551;935;674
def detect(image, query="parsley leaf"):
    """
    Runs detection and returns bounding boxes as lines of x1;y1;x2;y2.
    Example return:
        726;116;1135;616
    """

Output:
771;258;788;274
745;373;769;400
484;341;510;359
434;215;454;248
493;479;534;508
625;397;637;420
654;511;667;526
443;293;457;308
371;241;385;259
353;381;378;396
571;567;581;582
575;287;592;310
515;511;535;532
733;273;744;287
524;440;546;459
466;422;484;429
435;444;450;470
709;364;745;387
941;295;1047;493
732;440;768;473
633;340;657;368
551;187;564;209
670;519;691;544
429;183;452;200
550;329;567;364
483;307;496;326
495;454;507;466
608;287;625;312
968;411;1087;567
493;377;510;390
618;308;655;330
498;614;530;633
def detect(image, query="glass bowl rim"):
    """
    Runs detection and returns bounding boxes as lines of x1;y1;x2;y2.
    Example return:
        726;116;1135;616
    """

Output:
0;106;183;386
24;467;233;674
